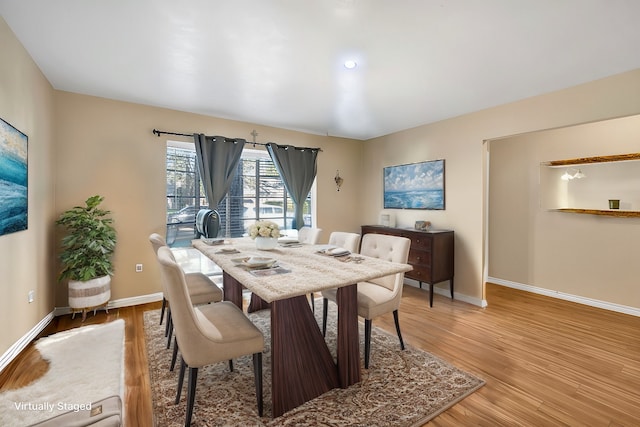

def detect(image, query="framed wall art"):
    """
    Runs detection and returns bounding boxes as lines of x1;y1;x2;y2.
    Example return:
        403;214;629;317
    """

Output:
383;159;445;210
0;117;28;236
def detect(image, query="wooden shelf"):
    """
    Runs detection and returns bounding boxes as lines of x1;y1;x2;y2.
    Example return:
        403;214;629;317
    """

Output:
544;152;640;166
543;153;640;215
554;208;640;217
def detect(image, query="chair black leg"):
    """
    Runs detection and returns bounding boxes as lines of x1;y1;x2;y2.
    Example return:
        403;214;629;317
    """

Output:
393;310;405;350
176;357;186;404
165;308;171;337
159;297;167;325
166;322;173;349
229;360;233;372
170;337;179;371
322;297;329;337
165;309;174;349
364;319;372;369
253;353;263;417
185;367;198;427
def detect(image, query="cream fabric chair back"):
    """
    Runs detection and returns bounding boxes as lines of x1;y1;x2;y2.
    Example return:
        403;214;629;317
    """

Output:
156;247;204;359
360;233;410;292
328;231;361;254
149;233;172;295
149;232;181;263
298;226;322;244
149;233;168;254
149;232;179;297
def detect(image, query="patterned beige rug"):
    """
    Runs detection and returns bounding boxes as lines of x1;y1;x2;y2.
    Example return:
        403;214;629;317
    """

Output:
144;303;484;426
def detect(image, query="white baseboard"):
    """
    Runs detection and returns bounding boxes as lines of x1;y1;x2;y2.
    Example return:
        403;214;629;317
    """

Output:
53;292;164;316
0;292;164;373
0;311;54;373
404;278;488;308
488;277;640;318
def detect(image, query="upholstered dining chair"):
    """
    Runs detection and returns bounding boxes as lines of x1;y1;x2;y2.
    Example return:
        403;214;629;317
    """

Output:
310;231;362;311
148;233;223;367
298;226;322;244
156;246;264;426
328;231;361;253
321;233;411;368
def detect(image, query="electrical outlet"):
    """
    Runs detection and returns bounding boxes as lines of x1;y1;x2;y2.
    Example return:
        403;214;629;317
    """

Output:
28;290;35;303
135;263;143;273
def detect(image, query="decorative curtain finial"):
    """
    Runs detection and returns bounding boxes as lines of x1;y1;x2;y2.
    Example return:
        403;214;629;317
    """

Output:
335;170;344;191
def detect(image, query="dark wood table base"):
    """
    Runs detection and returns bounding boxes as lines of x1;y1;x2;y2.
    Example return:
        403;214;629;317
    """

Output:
248;293;271;313
335;284;360;387
222;271;361;417
271;296;339;416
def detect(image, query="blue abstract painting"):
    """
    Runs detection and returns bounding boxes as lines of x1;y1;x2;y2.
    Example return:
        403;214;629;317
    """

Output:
384;159;445;210
0;118;28;236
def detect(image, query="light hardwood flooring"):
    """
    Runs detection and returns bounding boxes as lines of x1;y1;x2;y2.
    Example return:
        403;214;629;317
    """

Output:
2;283;639;426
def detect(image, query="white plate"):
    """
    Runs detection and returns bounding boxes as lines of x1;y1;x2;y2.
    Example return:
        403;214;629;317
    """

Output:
201;237;225;245
328;247;350;256
278;238;299;244
217;247;238;253
232;256;277;268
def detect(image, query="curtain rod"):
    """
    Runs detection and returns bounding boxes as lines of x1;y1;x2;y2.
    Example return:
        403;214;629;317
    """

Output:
152;129;322;152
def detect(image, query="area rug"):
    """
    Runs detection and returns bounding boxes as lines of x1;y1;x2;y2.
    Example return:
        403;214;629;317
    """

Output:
145;304;484;426
0;319;125;426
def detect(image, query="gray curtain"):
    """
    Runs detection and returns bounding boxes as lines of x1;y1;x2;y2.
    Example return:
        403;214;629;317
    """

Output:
193;134;246;208
266;143;318;230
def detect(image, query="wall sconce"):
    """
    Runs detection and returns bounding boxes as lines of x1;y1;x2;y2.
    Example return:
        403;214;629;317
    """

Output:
561;168;586;181
334;170;344;191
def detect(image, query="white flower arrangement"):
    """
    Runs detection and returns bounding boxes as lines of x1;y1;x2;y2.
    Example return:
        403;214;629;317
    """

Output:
248;220;281;239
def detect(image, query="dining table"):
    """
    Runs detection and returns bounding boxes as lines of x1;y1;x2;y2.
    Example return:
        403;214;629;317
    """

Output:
192;237;412;418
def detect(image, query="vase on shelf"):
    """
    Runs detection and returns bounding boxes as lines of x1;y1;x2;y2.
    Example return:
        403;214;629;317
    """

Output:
255;236;278;250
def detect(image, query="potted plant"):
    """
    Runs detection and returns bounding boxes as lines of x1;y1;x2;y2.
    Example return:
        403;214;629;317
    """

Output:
56;195;117;320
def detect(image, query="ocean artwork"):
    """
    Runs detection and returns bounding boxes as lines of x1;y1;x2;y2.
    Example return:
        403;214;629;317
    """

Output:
0;118;28;236
384;159;445;210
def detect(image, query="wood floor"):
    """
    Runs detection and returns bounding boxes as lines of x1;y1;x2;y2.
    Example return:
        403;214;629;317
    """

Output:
2;283;639;426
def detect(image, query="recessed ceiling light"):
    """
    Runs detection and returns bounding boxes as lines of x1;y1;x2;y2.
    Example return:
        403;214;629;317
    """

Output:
344;60;357;69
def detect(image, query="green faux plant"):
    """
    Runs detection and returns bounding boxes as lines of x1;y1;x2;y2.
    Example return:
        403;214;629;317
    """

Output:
56;195;117;282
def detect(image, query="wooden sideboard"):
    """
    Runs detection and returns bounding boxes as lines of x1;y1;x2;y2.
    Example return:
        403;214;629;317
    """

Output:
361;225;454;307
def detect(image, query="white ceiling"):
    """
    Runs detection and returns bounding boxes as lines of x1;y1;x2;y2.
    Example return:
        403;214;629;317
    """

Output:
2;0;640;140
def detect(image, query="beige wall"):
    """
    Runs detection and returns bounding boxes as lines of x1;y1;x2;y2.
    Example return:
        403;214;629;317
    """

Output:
0;18;56;354
4;9;640;361
489;114;640;308
53;92;364;304
2;14;363;359
362;69;640;305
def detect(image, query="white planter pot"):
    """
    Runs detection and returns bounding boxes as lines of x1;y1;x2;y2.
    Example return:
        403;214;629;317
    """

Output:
68;275;111;321
255;236;278;250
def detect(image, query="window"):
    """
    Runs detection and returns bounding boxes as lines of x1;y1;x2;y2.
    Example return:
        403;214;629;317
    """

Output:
166;141;313;246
